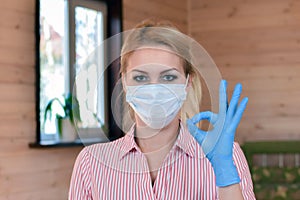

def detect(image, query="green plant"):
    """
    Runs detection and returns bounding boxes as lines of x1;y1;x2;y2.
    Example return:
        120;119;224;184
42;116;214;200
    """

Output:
44;93;81;136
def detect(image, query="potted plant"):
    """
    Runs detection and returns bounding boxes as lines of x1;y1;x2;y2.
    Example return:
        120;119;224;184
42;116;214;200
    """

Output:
44;93;81;142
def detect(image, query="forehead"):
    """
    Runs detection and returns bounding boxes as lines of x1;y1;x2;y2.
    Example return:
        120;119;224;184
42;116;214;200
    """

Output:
126;47;184;72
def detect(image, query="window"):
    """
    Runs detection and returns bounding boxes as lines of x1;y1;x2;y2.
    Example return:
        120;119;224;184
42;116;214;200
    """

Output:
32;0;123;147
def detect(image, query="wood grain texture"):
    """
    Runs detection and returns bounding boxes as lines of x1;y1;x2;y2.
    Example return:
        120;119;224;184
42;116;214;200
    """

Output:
123;0;188;33
189;0;300;143
0;0;82;199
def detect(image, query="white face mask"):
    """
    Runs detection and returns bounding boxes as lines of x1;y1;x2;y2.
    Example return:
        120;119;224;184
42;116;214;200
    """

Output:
125;75;189;129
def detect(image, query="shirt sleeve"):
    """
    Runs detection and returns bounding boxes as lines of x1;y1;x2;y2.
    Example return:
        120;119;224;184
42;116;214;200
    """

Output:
233;142;256;200
69;147;92;200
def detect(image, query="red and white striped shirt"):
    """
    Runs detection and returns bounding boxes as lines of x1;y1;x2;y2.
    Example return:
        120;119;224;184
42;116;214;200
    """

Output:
69;123;255;200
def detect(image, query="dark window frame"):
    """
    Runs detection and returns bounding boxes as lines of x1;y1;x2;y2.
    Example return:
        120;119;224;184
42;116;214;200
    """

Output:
30;0;123;148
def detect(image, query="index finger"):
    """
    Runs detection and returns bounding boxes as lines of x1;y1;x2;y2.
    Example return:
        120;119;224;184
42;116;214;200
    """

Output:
190;111;217;124
219;79;227;114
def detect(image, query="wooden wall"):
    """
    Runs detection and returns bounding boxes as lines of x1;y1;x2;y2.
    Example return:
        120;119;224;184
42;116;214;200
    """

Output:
189;0;300;143
0;0;82;199
123;0;188;33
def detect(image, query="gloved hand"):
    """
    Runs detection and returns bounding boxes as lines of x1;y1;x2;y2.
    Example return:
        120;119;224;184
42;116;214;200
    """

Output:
186;80;248;187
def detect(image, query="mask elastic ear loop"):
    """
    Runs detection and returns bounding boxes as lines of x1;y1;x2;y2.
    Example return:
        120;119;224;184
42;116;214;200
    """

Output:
185;74;190;88
122;75;128;91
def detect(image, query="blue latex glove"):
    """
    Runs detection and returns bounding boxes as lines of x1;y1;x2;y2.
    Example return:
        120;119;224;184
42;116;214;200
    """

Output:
186;80;248;187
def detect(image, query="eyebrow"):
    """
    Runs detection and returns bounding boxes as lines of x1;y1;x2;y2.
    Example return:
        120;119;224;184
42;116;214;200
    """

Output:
130;68;179;74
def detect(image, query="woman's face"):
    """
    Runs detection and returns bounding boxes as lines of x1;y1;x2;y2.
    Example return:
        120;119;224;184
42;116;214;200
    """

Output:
123;47;189;130
124;48;187;86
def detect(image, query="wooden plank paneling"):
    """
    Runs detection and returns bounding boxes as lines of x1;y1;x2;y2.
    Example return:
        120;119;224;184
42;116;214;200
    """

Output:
0;28;35;50
189;0;300;143
2;188;69;200
237;116;300;142
0;138;30;157
0;148;82;200
190;13;300;32
190;0;300;32
0;10;35;32
0;64;35;84
201;90;300;118
0;104;35;128
190;0;296;19
193;30;300;57
0;168;73;195
192;26;300;45
151;0;187;11
211;51;300;66
0;85;35;102
0;47;35;67
1;0;36;14
190;0;298;11
0;0;83;199
227;78;300;92
0;148;81;174
123;0;188;33
0;119;35;139
220;64;300;79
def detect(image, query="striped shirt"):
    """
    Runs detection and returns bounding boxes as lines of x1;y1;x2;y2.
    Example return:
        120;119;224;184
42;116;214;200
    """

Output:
69;123;255;200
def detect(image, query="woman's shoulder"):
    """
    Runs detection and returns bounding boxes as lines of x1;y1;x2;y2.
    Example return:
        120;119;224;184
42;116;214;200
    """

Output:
87;135;126;149
82;135;126;155
76;135;129;166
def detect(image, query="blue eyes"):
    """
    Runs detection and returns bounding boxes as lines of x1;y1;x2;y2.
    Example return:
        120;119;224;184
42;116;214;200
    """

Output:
132;75;178;82
162;75;177;81
133;75;149;82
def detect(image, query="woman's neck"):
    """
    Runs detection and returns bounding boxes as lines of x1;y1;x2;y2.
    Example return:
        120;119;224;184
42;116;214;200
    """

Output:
134;118;180;153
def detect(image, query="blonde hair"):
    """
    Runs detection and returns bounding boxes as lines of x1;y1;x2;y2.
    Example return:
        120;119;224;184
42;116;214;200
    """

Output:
120;18;202;130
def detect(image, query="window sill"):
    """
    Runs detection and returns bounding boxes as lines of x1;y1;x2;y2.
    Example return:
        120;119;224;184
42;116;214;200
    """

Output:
29;138;108;148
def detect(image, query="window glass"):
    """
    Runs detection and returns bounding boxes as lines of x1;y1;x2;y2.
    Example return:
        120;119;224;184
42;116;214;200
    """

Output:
75;6;105;129
39;0;108;143
40;0;66;137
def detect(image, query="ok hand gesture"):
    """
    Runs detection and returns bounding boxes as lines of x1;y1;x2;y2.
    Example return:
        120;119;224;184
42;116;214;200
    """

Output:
186;80;248;187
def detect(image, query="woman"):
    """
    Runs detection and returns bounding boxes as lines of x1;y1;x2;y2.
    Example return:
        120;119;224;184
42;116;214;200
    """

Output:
69;19;255;200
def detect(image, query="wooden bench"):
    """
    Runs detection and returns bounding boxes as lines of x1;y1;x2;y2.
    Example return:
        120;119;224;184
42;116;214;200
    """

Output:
241;141;300;200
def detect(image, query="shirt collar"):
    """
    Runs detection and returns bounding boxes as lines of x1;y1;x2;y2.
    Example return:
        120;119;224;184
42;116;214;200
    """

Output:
175;122;197;157
119;124;141;160
119;122;205;160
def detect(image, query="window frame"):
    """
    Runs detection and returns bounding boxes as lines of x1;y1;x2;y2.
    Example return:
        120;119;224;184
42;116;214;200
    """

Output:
31;0;123;148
